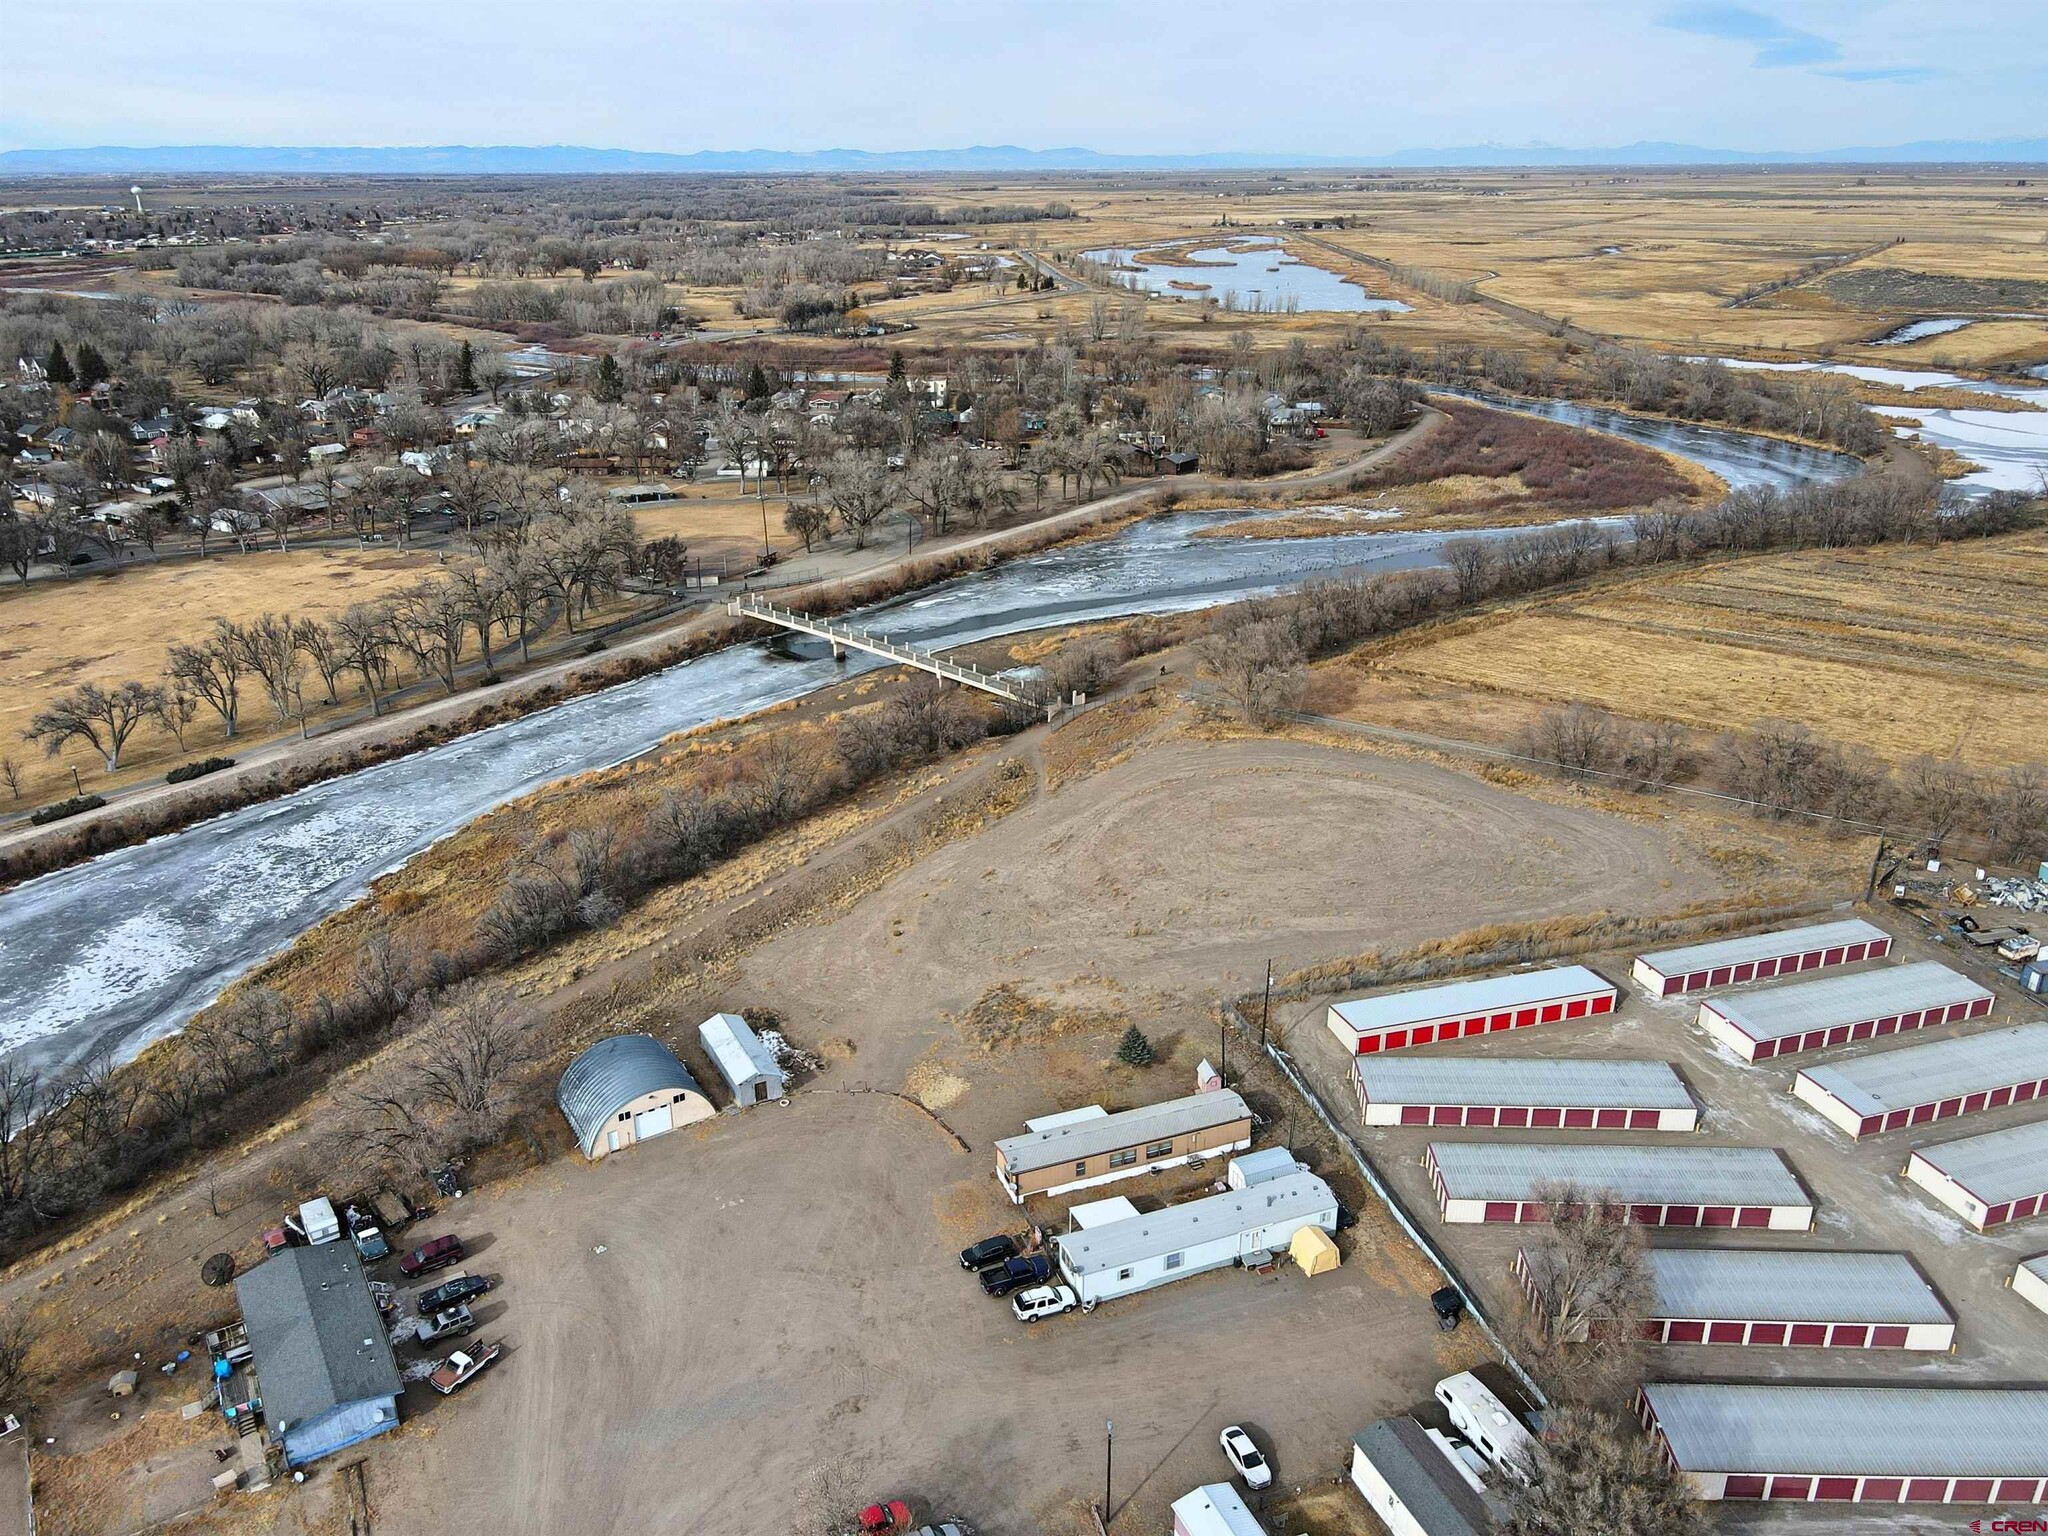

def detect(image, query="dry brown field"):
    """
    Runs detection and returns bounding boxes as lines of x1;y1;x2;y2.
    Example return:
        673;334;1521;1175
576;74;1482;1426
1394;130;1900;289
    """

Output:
1320;528;2048;767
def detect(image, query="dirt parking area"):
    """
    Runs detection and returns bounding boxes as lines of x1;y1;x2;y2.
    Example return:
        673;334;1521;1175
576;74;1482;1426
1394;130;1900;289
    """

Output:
1287;909;2048;1513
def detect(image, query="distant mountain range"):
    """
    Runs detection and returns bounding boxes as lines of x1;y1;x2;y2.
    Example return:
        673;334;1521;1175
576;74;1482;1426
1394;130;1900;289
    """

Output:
3;139;2046;176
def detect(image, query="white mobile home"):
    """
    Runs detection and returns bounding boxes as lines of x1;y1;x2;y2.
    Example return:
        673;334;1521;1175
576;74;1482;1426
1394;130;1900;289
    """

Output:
1054;1172;1338;1307
1170;1483;1266;1536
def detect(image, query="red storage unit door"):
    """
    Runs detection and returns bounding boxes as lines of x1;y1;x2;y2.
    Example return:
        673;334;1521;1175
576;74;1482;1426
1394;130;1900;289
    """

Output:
1952;1480;1995;1503
1629;1204;1663;1225
1483;1201;1519;1222
1596;1109;1628;1129
1498;1107;1529;1128
1432;1106;1461;1126
1562;1108;1596;1129
1706;1321;1745;1344
1566;998;1589;1019
1664;1205;1699;1226
1589;994;1614;1014
1724;1476;1767;1499
1905;1480;1950;1502
1861;1479;1903;1502
1700;1205;1737;1227
1530;1107;1563;1128
1996;1480;2043;1503
1736;1207;1772;1227
1828;1324;1869;1348
1628;1110;1660;1130
1665;1319;1706;1343
1466;1106;1497;1127
1870;1326;1908;1347
1788;1323;1827;1346
1815;1479;1857;1501
1747;1322;1787;1345
1400;1105;1430;1125
1768;1478;1812;1500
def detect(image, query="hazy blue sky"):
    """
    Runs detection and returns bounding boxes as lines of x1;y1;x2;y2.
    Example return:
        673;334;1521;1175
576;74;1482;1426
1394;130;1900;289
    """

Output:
5;0;2041;153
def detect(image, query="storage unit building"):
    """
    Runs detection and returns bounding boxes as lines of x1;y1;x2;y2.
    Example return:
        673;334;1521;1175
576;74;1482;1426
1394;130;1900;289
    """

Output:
1356;1057;1697;1131
2013;1255;2048;1317
1054;1171;1338;1305
1517;1248;1954;1350
557;1034;716;1160
1792;1021;2048;1139
1170;1483;1267;1536
697;1011;786;1107
1326;965;1616;1056
1696;961;1994;1063
1633;919;1891;998
234;1244;403;1468
994;1090;1252;1203
1349;1417;1493;1536
1904;1117;2048;1230
1635;1382;2048;1503
1425;1142;1813;1228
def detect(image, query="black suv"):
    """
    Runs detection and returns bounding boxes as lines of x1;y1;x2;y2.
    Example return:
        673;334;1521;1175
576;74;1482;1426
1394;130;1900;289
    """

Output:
979;1254;1052;1297
416;1273;494;1314
959;1234;1019;1271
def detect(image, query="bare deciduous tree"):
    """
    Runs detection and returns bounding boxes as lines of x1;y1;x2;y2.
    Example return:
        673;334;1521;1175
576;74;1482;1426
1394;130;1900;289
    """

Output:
1502;1405;1708;1536
1194;617;1305;727
25;679;161;771
1514;1180;1652;1399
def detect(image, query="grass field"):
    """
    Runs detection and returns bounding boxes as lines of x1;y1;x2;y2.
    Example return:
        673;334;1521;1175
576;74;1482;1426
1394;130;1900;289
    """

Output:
1346;530;2048;767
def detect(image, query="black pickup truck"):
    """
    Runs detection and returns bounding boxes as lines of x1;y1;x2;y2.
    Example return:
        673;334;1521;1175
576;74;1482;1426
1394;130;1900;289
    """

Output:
979;1253;1053;1297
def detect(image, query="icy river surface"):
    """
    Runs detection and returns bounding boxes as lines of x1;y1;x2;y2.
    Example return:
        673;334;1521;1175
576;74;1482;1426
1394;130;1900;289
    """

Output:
0;403;1855;1074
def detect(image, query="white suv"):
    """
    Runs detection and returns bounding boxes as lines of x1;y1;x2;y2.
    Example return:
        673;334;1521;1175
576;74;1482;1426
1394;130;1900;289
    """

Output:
1011;1284;1079;1323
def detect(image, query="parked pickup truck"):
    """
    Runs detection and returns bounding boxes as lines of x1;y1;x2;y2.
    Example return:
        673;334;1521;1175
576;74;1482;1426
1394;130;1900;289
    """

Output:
429;1342;502;1395
414;1305;478;1344
979;1254;1052;1297
416;1272;494;1315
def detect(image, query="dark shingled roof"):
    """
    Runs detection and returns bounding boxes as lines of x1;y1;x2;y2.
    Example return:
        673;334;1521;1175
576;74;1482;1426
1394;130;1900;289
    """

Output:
234;1245;401;1430
557;1034;702;1157
1352;1416;1493;1536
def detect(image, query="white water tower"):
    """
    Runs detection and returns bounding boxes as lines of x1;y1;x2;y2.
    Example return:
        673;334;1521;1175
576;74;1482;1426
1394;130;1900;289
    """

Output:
130;185;144;215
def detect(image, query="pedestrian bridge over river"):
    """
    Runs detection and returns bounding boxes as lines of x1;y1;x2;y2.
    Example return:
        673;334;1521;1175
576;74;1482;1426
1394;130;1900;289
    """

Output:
726;593;1064;717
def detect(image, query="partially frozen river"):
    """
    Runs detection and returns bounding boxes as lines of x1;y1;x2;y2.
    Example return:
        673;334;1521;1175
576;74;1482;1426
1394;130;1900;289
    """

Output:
1082;237;1410;314
0;404;1856;1076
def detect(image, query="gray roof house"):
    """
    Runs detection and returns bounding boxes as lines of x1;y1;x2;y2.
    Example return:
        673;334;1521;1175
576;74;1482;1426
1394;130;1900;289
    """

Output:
698;1012;785;1107
558;1034;715;1160
233;1244;403;1467
1349;1416;1494;1536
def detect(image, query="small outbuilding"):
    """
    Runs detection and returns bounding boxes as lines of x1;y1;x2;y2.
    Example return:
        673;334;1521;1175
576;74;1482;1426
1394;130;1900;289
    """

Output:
558;1034;715;1160
697;1012;786;1107
1290;1224;1341;1276
233;1245;402;1467
2013;1255;2048;1317
1226;1147;1305;1189
1632;919;1891;998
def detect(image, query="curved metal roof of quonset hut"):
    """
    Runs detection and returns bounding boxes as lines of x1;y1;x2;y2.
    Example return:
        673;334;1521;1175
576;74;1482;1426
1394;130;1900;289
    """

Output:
558;1034;703;1157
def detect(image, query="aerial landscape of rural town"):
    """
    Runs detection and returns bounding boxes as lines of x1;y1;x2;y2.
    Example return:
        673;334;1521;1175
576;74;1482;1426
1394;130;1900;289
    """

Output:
1;4;2046;1534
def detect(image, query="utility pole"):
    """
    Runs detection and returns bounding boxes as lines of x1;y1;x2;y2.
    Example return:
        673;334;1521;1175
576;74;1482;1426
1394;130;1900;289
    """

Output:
1260;960;1273;1049
1104;1420;1114;1522
1219;1012;1228;1085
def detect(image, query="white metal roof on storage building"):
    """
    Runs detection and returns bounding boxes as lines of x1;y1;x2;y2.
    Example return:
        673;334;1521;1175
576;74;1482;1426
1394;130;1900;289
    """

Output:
698;1011;782;1092
1645;1249;1949;1325
1638;919;1887;977
1704;961;1988;1041
1057;1172;1336;1277
1357;1057;1693;1108
1798;1022;2048;1118
1329;965;1611;1035
995;1090;1249;1176
1429;1143;1807;1206
1642;1383;2048;1478
1911;1118;2048;1205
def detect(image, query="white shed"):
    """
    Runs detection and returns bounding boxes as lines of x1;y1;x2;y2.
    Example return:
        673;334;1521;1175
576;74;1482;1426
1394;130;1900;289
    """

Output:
697;1012;785;1107
1226;1147;1305;1189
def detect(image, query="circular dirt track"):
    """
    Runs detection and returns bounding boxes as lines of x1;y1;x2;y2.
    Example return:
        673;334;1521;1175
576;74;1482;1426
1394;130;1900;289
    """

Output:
741;736;1721;1069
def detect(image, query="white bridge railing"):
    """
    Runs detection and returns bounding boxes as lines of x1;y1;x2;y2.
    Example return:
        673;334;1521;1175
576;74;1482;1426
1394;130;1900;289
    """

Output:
728;593;1066;717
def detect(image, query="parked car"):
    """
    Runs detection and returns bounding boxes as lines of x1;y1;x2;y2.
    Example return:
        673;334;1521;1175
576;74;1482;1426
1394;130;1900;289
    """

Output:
979;1254;1052;1297
398;1234;465;1277
428;1342;501;1395
416;1272;493;1314
1011;1284;1078;1323
351;1225;392;1262
958;1235;1019;1271
1220;1424;1273;1490
414;1305;478;1344
858;1500;912;1532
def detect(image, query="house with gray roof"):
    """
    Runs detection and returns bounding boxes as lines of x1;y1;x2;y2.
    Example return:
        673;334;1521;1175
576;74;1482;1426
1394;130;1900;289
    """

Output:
233;1244;402;1467
1349;1416;1494;1536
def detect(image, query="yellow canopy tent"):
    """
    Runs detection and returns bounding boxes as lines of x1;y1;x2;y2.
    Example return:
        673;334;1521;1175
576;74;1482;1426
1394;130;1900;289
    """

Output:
1290;1225;1340;1277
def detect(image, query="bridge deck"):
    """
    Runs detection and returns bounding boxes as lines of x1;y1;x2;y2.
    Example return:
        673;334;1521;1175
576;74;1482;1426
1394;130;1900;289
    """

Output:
728;594;1056;715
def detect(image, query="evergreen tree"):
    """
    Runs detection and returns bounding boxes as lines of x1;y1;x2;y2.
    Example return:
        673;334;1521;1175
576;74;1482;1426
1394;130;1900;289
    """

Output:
44;341;74;386
745;361;770;401
887;349;907;384
592;352;624;404
74;342;111;391
455;339;476;393
1115;1025;1155;1067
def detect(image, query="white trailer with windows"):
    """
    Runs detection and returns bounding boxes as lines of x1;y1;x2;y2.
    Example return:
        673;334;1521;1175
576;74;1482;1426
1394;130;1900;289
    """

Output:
1633;919;1891;998
1349;1417;1493;1536
1355;1057;1697;1131
1054;1172;1338;1307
